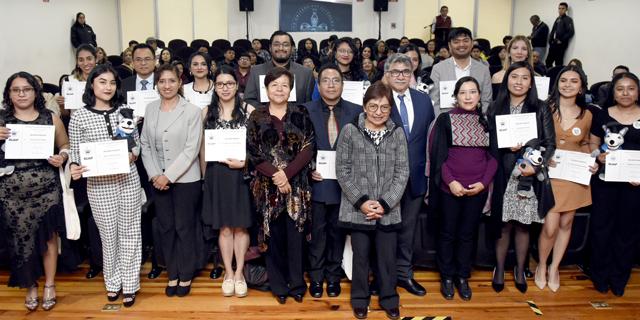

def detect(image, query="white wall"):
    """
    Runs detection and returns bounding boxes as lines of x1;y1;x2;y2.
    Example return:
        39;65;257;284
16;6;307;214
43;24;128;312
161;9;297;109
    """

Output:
513;0;640;84
226;0;405;45
0;0;120;86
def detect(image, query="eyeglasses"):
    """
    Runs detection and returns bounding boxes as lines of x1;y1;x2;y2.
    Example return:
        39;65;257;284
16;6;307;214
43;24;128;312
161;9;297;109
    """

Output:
365;103;392;113
215;81;237;89
272;42;291;49
337;49;353;55
386;69;412;77
238;57;250;62
134;57;155;63
9;87;34;95
319;78;342;85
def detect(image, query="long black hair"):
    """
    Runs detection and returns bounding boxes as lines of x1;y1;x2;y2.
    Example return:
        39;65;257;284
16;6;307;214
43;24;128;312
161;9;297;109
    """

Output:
605;72;640;108
333;37;366;81
397;43;423;79
453;76;488;131
186;51;212;82
82;64;124;108
73;44;97;80
74;12;85;26
2;72;47;117
490;61;539;116
205;65;245;129
547;65;588;120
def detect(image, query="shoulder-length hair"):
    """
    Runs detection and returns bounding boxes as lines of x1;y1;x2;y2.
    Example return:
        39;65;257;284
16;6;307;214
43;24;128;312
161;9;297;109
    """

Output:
502;35;533;71
154;63;184;97
205;65;246;128
73;44;97;80
605;72;640;108
397;43;423;78
333;37;366;81
82;64;124;108
2;71;47;117
186;51;212;82
453;76;488;131
491;61;539;116
547;65;588;119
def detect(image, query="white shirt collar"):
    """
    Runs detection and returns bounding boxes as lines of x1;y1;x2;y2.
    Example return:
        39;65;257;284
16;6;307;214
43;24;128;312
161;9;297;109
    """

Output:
453;58;472;71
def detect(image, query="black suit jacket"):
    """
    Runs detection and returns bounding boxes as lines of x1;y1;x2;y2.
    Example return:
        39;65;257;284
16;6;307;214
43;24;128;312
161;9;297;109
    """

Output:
530;21;549;48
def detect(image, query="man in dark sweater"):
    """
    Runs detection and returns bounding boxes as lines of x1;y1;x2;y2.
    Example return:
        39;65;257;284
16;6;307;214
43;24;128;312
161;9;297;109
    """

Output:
529;15;549;60
546;2;575;68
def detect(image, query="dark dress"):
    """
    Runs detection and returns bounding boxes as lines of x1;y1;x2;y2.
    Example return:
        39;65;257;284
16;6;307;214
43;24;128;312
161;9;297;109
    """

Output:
0;111;64;288
202;109;252;229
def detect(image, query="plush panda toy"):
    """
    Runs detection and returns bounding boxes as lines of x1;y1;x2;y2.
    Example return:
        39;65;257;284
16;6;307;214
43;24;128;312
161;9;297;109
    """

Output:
591;124;628;180
512;142;547;198
113;108;140;157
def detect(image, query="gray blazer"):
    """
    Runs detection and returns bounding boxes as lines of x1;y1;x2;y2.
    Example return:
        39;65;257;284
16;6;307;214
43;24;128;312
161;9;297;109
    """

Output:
430;57;492;116
140;96;202;183
243;61;315;108
336;113;409;230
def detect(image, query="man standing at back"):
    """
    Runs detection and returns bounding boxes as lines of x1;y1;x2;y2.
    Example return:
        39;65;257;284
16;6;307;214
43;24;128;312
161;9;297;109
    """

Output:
244;31;315;107
430;27;492;116
529;15;550;60
546;2;574;68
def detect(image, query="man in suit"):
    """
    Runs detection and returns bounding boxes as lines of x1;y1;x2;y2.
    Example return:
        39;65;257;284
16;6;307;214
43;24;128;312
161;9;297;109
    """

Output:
384;53;435;296
546;2;575;68
304;64;362;298
430;27;492;116
529;15;550;60
244;30;315;108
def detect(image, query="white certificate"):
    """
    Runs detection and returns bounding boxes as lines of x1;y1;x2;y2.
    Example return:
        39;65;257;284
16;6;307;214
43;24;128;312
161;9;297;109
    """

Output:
316;150;337;180
127;90;160;117
439;80;456;109
548;150;595;185
259;75;297;103
495;112;538;148
79;140;130;177
535;76;551;100
341;81;365;105
204;128;247;162
184;90;213;109
604;150;640;182
62;81;86;110
4;124;55;159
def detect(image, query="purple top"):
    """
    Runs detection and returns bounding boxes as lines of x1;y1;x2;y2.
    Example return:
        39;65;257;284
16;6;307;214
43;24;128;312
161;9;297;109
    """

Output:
440;108;497;194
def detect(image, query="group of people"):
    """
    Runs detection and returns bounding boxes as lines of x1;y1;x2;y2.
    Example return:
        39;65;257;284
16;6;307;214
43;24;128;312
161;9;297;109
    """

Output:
1;4;639;319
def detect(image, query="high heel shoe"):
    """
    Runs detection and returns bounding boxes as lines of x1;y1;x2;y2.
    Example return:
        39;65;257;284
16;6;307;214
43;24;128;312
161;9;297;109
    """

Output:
107;289;122;302
24;285;39;311
491;267;504;293
42;284;57;311
548;268;560;292
534;265;547;290
514;267;528;293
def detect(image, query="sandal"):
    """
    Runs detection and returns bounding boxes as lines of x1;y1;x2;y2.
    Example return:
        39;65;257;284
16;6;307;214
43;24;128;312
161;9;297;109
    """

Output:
123;293;136;308
24;285;39;311
107;289;122;302
42;284;57;311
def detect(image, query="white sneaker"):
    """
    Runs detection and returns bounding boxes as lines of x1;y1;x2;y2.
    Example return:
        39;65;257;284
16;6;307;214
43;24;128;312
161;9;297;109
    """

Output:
235;280;248;298
222;279;235;297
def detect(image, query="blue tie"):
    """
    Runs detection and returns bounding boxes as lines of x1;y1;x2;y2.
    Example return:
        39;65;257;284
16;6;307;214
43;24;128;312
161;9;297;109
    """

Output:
398;94;410;138
141;79;149;90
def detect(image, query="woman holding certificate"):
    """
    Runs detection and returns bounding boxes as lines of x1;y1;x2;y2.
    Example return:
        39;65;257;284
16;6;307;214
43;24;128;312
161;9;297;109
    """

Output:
536;66;594;292
200;66;254;297
588;72;640;297
55;44;98;114
0;72;70;311
140;63;203;298
68;64;142;307
246;67;315;304
487;61;556;294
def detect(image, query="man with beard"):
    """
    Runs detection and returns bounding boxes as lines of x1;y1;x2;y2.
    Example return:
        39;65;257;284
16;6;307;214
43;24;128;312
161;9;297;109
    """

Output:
244;31;315;107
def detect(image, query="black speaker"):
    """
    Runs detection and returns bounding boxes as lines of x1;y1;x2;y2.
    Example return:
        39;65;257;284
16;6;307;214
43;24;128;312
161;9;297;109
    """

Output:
239;0;254;12
374;0;388;12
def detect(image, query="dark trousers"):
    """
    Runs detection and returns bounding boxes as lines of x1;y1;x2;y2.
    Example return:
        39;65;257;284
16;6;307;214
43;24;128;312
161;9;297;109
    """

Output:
87;212;103;268
396;192;424;280
590;180;640;292
351;229;398;310
545;43;568;68
308;201;344;283
153;181;202;281
437;191;487;279
266;212;307;296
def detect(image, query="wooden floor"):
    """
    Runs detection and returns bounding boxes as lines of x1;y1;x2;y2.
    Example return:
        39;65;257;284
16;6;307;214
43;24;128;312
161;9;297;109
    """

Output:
1;264;639;320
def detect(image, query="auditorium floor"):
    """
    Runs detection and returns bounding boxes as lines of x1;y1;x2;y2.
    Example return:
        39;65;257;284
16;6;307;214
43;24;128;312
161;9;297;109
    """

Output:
0;264;638;319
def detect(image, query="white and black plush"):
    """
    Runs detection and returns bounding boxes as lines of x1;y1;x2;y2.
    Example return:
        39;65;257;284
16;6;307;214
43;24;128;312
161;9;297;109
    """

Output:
512;141;547;198
591;124;628;180
0;143;15;176
113;108;139;156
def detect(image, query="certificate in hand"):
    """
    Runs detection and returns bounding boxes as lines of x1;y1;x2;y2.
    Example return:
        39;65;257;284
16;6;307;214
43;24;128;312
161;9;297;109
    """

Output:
127;90;160;117
495;112;538;148
535;76;551;100
259;75;297;103
604;150;640;182
62;81;86;110
548;150;595;185
439;80;457;109
341;81;365;105
4;124;55;159
79;140;130;178
316;150;337;180
184;90;213;109
204;128;247;162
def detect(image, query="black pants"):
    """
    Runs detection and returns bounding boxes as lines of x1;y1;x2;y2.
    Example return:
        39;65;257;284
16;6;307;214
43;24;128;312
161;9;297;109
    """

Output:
308;201;344;283
87;212;103;269
266;212;307;296
153;181;202;281
351;229;398;310
545;43;568;68
396;192;424;280
590;180;640;292
437;191;487;279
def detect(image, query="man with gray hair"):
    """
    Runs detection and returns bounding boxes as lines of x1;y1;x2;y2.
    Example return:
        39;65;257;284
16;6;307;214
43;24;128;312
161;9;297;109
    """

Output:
529;15;549;60
383;53;435;296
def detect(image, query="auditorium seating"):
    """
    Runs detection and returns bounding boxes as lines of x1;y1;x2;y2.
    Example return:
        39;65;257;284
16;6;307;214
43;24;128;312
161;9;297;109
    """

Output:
168;39;188;52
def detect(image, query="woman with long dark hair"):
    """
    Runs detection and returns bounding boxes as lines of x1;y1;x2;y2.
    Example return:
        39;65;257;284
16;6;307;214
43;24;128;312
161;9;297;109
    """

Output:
333;38;367;81
70;12;97;48
183;52;214;109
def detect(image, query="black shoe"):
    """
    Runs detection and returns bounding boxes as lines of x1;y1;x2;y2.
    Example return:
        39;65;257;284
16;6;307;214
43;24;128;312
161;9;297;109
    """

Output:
524;266;534;278
86;267;102;279
292;293;304;303
397;278;426;296
122;293;136;308
514;267;528;294
440;278;454;300
165;284;177;297
455;278;472;301
276;295;287;304
309;281;323;298
176;281;192;297
210;266;223;279
594;283;609;294
492;267;504;293
106;289;121;302
383;307;400;320
326;281;341;297
369;279;379;296
353;307;368;319
611;287;625;297
147;266;163;279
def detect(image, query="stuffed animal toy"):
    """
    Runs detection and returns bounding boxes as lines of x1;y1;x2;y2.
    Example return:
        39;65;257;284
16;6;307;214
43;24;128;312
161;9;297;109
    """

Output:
113;108;140;157
512;141;547;198
416;82;430;94
591;124;628;180
0;119;15;177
